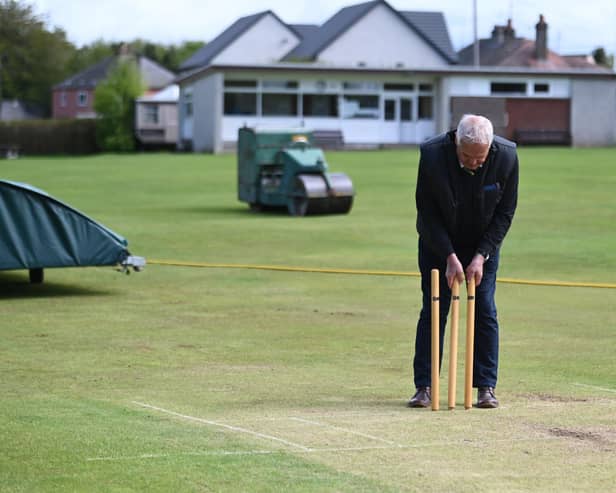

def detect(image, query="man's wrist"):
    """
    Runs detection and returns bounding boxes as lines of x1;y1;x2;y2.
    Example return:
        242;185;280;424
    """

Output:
476;249;490;262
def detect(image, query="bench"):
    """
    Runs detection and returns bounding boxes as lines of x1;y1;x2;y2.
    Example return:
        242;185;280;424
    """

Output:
312;130;345;150
514;130;571;146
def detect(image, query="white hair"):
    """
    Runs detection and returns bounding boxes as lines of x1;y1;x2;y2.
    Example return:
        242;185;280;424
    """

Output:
456;114;494;145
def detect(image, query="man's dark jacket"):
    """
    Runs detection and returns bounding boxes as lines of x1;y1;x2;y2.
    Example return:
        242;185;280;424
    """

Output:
416;130;519;261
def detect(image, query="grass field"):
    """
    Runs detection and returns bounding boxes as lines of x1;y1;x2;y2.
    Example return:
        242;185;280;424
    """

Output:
1;147;615;492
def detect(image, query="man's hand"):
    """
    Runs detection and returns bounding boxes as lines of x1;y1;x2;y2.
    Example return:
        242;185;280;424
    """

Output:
446;253;464;289
465;253;486;286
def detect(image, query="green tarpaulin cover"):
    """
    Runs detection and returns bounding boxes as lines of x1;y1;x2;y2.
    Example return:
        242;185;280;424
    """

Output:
0;179;130;271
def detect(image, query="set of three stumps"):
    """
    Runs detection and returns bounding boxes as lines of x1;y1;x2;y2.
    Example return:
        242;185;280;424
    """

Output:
430;268;476;411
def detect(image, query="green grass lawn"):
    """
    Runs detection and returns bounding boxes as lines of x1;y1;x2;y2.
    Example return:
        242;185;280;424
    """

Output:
1;147;615;492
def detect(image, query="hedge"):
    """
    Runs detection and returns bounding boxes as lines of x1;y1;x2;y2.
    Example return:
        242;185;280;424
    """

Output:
0;119;99;156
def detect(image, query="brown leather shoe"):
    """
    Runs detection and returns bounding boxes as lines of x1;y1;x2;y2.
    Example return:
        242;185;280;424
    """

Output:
407;387;431;408
477;387;499;408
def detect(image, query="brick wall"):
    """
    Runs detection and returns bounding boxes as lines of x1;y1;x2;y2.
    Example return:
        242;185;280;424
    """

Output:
52;89;96;119
505;98;569;138
451;96;570;142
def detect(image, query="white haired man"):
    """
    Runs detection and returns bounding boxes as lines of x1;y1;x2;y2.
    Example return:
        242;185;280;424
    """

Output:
408;114;519;409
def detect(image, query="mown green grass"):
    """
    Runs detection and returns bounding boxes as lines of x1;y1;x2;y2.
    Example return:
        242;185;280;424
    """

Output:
1;147;615;492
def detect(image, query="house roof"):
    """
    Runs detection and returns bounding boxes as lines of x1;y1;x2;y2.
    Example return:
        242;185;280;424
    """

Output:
179;10;299;71
288;24;320;39
458;20;611;72
136;84;179;103
562;54;603;69
54;56;116;90
399;11;458;64
282;1;458;64
0;99;44;121
282;1;378;61
54;55;176;90
458;38;611;72
137;57;176;89
176;61;616;87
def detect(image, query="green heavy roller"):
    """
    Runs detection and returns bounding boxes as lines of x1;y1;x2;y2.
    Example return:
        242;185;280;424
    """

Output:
237;127;354;216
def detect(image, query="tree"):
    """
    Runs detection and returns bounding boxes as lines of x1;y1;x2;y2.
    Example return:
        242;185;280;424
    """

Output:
93;59;144;152
592;47;614;68
67;38;114;74
173;41;205;71
0;0;75;114
128;39;205;72
0;0;205;119
66;38;205;75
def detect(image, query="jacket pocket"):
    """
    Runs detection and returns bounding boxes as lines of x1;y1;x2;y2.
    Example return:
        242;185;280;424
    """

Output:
483;182;502;217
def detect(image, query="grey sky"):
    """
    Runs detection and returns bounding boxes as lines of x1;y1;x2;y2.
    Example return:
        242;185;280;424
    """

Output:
31;0;616;56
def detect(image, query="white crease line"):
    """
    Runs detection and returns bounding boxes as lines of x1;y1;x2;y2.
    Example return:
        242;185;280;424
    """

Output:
132;401;311;451
87;450;276;461
573;383;616;394
247;411;409;421
289;417;401;446
87;437;561;463
86;446;395;462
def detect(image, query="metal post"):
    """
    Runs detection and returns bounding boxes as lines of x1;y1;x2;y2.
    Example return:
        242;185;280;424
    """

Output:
473;0;480;67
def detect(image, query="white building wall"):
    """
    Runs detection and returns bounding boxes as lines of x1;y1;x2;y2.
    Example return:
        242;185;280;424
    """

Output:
435;77;450;133
318;4;447;68
213;15;300;65
570;79;616;146
218;70;439;147
447;76;570;97
192;73;223;152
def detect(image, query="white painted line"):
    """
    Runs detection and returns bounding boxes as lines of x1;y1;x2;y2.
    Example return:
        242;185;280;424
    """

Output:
132;401;311;451
289;417;401;446
307;445;411;452
87;450;277;461
86;446;396;462
87;436;561;463
573;383;616;394
254;411;409;421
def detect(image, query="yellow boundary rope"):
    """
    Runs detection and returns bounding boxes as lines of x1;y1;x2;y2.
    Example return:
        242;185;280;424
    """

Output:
148;259;616;290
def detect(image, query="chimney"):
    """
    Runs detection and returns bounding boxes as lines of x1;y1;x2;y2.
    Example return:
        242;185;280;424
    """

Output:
492;19;515;44
491;25;505;44
535;14;548;60
504;19;515;40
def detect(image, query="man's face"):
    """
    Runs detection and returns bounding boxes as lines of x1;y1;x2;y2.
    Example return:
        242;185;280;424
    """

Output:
456;141;490;171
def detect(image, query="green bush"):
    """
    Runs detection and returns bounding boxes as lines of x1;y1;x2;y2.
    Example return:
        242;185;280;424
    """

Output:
94;60;145;152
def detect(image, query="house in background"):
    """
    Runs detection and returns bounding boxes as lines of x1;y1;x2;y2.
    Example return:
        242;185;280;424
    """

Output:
177;1;459;152
0;99;44;121
457;16;605;70
52;55;175;119
453;15;613;144
135;84;179;148
176;0;615;152
0;99;44;158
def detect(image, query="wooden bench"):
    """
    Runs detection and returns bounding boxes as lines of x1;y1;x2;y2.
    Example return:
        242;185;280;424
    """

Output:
312;130;345;150
514;130;571;146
